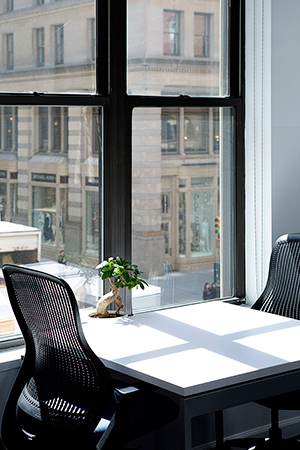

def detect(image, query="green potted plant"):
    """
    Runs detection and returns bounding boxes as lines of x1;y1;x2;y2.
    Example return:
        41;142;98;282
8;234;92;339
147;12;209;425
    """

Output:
90;256;148;318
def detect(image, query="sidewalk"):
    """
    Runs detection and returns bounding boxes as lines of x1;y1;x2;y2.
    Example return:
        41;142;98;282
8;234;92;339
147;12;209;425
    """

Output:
137;267;216;310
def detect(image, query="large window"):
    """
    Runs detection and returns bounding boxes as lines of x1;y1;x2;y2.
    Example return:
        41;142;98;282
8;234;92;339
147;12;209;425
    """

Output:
0;0;244;342
128;0;244;313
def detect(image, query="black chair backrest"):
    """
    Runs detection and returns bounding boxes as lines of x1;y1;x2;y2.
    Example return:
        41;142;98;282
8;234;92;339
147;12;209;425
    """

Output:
1;264;112;449
252;233;300;319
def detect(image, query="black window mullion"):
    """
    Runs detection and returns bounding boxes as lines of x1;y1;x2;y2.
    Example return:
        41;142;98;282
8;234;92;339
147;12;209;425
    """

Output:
103;0;130;263
229;0;244;97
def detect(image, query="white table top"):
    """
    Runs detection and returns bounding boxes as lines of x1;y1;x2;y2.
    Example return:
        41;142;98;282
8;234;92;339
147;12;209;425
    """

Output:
83;301;300;397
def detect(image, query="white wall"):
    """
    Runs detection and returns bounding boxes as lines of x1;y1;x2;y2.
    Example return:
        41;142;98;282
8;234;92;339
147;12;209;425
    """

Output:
271;0;300;243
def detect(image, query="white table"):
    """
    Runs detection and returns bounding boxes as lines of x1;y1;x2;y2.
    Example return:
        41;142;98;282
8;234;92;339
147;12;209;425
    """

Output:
83;301;300;449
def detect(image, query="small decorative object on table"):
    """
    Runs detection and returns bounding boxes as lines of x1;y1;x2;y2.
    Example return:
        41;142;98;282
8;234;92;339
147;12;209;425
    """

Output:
89;256;148;318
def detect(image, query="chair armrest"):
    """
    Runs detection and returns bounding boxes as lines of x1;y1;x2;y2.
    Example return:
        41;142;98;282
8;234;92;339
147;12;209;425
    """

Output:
114;386;139;404
115;386;139;395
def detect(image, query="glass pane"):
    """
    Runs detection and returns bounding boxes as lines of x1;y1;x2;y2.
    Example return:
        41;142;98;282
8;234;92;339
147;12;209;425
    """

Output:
0;3;96;93
128;0;229;96
132;107;235;312
0;106;102;339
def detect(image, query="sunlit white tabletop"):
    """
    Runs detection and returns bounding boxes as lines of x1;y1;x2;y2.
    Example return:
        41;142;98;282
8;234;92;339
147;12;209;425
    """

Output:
83;301;300;397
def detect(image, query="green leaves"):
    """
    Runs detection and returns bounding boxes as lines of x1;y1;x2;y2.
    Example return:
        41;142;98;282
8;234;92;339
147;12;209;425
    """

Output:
95;257;149;290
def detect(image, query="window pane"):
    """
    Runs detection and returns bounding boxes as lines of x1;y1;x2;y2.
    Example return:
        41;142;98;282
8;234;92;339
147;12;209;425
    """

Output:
132;107;235;312
128;0;229;96
0;106;102;339
0;2;96;93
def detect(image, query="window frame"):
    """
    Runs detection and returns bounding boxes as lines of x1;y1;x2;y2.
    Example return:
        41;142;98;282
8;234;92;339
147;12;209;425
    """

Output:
0;0;245;347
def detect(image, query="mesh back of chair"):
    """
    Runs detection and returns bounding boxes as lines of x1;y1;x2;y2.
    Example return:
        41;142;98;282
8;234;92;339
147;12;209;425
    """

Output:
2;264;112;446
252;234;300;319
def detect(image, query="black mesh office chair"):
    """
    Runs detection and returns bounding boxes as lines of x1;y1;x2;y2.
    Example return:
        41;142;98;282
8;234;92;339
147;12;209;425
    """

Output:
0;264;178;450
224;233;300;449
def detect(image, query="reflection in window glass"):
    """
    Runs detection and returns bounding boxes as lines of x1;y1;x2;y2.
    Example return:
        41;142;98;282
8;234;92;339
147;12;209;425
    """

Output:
0;106;102;338
132;107;235;312
128;0;228;97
